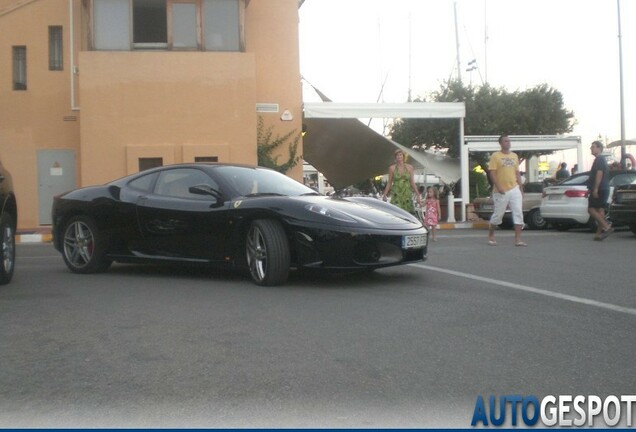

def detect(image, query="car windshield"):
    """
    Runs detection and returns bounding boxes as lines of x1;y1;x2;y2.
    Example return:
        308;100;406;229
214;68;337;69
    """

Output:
524;182;543;193
215;166;318;197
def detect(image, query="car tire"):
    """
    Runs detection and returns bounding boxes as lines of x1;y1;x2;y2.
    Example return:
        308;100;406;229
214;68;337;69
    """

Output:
499;219;514;229
526;209;547;230
246;219;290;286
61;215;112;274
0;213;16;285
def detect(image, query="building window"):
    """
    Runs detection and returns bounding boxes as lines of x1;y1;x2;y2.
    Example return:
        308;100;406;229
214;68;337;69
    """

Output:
133;0;168;49
172;1;198;50
12;46;27;91
49;26;64;71
194;156;218;162
93;0;130;50
139;157;163;171
91;0;242;51
203;0;239;51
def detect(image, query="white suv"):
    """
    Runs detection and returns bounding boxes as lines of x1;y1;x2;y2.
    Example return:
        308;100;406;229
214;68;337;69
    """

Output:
540;170;636;231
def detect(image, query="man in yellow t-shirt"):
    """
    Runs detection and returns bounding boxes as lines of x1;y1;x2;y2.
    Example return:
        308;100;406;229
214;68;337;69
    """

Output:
487;134;526;247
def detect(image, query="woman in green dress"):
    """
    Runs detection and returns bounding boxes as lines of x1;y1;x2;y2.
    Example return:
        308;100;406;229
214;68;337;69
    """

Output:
381;149;422;213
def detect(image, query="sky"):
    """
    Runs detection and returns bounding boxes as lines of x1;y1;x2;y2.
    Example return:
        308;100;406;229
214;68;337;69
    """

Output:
298;0;635;169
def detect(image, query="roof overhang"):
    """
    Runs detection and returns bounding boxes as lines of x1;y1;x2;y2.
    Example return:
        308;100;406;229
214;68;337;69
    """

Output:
303;102;466;119
464;135;582;152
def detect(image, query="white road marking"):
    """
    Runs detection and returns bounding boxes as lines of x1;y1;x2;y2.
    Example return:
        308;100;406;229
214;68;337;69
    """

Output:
410;263;636;316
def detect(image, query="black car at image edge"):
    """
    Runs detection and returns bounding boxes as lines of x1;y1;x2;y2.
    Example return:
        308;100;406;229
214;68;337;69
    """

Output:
609;179;636;235
0;161;17;285
51;163;428;286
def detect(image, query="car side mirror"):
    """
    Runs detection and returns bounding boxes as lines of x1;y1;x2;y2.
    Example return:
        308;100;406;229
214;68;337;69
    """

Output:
189;184;223;201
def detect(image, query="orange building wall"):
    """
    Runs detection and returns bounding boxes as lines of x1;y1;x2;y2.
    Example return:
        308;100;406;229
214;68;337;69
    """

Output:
0;0;304;229
246;0;304;181
0;0;81;229
78;51;257;185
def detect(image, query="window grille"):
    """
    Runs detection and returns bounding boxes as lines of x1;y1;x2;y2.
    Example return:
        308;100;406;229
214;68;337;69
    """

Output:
12;46;27;90
49;26;64;70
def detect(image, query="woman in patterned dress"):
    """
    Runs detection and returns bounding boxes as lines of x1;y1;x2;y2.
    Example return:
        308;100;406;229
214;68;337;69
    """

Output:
381;149;422;213
424;186;441;241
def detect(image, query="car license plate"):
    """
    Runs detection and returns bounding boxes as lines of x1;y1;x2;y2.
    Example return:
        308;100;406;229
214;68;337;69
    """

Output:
402;234;426;249
481;204;493;210
622;192;636;201
548;195;561;200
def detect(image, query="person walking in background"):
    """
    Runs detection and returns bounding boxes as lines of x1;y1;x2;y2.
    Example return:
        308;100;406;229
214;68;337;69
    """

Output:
382;149;421;213
556;162;569;180
587;140;613;240
423;186;441;241
487;134;526;247
571;164;578;176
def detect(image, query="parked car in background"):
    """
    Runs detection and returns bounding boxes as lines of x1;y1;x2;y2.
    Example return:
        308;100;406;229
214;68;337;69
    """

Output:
540;170;636;231
0;161;17;285
52;163;427;286
473;182;547;229
609;178;636;235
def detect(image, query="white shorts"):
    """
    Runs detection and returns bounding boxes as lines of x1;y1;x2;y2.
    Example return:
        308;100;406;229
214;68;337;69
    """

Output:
490;185;524;226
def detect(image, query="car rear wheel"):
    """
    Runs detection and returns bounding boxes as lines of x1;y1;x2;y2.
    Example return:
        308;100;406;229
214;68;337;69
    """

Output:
0;213;16;285
526;209;547;230
62;215;111;274
246;219;290;286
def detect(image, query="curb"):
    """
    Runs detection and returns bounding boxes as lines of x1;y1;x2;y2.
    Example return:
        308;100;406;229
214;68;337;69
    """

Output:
438;221;490;230
16;233;53;244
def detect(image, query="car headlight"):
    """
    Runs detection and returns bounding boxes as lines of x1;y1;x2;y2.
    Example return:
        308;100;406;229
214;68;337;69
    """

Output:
305;204;357;223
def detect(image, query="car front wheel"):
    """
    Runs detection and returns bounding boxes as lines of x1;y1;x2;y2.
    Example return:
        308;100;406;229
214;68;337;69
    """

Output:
246;219;290;286
62;215;111;274
0;213;16;285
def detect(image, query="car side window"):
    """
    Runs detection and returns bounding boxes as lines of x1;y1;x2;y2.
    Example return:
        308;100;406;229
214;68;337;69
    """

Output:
128;172;158;192
154;169;219;199
610;173;636;187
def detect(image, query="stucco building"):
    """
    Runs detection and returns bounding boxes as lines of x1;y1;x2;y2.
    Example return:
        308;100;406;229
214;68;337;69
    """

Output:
0;0;303;228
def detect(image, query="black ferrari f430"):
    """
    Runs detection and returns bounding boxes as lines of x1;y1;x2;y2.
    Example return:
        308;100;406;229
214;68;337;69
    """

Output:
52;164;428;286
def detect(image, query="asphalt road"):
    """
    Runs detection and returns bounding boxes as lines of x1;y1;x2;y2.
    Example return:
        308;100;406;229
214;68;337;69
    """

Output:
1;228;635;428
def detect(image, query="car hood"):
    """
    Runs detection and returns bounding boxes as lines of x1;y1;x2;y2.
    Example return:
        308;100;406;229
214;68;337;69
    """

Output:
287;195;421;227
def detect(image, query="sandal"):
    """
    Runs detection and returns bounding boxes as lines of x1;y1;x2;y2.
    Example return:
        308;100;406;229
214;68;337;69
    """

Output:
599;227;614;240
488;239;497;246
515;241;527;247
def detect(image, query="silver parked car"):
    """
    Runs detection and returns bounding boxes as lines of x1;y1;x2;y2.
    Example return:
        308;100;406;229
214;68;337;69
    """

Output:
473;182;547;230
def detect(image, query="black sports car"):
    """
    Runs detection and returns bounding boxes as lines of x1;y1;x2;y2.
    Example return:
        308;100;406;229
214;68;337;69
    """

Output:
52;164;428;286
609;179;636;235
0;160;17;285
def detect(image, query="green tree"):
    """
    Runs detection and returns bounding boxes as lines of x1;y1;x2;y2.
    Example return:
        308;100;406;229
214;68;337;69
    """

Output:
257;116;301;174
390;80;576;167
469;170;490;201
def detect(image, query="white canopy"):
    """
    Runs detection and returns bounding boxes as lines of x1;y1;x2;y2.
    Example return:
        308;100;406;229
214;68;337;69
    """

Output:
607;138;636;148
460;135;583;221
303;102;466;120
302;101;466;198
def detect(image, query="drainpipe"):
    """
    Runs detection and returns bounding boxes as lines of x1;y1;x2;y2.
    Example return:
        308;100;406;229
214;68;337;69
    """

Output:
69;0;80;111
